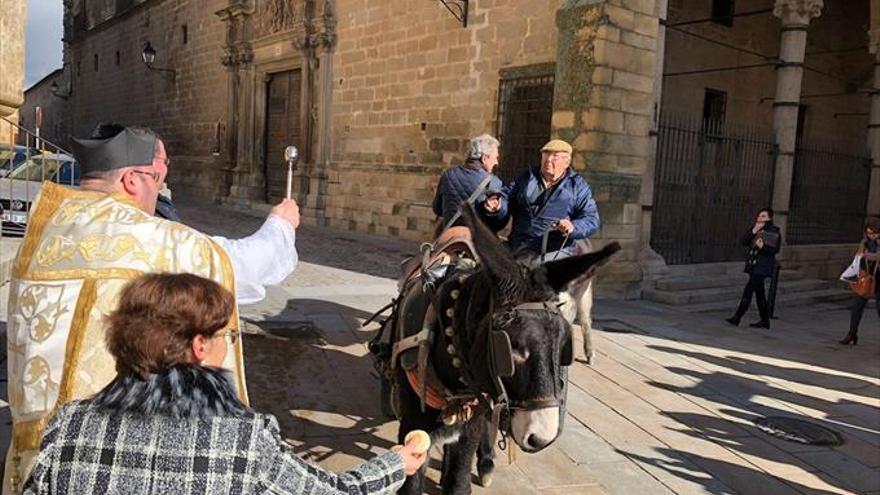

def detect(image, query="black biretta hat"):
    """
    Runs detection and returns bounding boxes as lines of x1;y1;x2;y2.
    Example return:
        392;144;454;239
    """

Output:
71;125;158;174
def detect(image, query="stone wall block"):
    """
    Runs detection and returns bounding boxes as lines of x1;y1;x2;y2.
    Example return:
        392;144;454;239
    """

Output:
621;90;654;116
624;112;652;136
599;201;625;224
591;67;615;85
552;110;576;129
633;47;657;76
583;108;625;133
597;24;622;43
595;40;636;71
612;70;654;94
586;170;642;205
617;154;649;174
600;222;638;240
589;85;624;111
633;13;658;37
621;0;656;16
620;29;657;50
604;3;636;31
584;150;620;172
603;133;651;156
622;203;641;224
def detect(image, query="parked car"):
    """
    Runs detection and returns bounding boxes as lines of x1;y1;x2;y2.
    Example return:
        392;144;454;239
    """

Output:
0;145;38;178
1;153;80;236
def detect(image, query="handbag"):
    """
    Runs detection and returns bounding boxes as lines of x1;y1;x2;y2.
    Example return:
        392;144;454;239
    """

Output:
755;230;781;250
840;255;862;282
851;261;878;299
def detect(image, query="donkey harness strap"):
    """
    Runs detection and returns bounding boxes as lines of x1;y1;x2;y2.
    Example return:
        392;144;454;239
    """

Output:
390;329;431;369
405;368;449;410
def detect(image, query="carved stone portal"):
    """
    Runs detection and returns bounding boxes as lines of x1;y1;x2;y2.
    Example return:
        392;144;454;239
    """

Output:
257;0;300;37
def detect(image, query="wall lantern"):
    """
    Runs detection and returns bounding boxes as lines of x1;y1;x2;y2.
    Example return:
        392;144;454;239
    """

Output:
141;42;176;81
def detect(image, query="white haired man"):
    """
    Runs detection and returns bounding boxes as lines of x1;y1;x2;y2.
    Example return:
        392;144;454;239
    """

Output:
432;133;504;234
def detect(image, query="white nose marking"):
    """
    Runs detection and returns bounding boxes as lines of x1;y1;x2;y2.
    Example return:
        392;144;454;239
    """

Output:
510;407;559;451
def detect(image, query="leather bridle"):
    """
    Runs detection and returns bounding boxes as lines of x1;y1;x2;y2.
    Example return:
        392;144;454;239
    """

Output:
459;291;573;443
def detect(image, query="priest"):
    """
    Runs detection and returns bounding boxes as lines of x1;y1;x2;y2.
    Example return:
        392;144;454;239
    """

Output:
3;125;299;492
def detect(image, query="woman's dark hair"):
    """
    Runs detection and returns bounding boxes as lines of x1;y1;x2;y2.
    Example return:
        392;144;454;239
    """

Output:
758;208;774;218
865;216;880;233
106;273;234;378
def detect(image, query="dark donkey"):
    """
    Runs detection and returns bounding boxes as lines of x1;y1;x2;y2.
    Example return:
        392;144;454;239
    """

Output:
392;205;620;494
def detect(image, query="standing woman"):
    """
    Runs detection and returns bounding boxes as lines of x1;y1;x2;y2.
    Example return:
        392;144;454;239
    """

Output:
726;208;781;329
839;217;880;345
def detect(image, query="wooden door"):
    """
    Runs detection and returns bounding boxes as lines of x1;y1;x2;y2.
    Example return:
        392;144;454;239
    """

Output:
264;69;303;203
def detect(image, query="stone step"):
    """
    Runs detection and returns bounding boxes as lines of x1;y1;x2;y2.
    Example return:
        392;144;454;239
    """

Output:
655;270;805;291
681;288;851;313
644;278;830;306
663;262;746;277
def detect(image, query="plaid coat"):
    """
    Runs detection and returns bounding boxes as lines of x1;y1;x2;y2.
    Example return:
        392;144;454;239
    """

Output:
23;366;405;495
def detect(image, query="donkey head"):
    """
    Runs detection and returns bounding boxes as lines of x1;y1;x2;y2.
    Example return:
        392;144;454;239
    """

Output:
461;204;619;452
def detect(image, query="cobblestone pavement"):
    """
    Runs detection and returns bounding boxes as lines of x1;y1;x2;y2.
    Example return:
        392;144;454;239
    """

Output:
2;198;879;494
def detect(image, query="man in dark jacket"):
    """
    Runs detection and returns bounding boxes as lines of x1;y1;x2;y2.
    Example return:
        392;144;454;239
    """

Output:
486;139;600;259
726;208;781;329
432;133;503;233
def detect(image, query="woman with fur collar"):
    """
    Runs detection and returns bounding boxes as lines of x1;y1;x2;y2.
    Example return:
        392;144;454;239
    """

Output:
23;273;425;494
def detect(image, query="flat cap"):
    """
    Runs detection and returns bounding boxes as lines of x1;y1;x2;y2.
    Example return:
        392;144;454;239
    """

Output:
71;126;158;174
540;139;573;154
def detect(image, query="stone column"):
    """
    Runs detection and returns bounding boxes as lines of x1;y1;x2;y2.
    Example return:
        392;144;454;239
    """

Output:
0;0;27;142
235;40;256;193
0;0;26;314
769;0;823;239
216;0;258;206
638;0;670;282
552;0;663;298
867;26;880;217
310;0;337;226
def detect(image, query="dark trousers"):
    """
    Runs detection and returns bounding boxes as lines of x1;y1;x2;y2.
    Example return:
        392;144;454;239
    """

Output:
734;273;769;322
849;282;880;334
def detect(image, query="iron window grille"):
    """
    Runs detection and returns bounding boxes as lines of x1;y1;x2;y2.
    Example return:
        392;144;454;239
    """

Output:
496;68;555;182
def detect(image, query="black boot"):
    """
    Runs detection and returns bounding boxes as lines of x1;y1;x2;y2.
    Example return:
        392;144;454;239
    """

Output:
726;297;749;327
751;286;770;329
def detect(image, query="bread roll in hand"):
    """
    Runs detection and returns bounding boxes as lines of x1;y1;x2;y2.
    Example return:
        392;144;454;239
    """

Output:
404;430;431;455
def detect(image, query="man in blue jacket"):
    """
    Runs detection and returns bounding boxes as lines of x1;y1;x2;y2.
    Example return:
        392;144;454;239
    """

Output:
486;139;600;259
432;134;504;233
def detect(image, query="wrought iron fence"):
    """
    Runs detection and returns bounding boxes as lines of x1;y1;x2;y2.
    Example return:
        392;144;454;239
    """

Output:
496;71;554;182
787;138;871;245
651;114;777;265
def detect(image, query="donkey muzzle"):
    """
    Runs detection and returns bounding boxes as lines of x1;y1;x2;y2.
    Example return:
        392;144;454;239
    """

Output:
510;406;560;453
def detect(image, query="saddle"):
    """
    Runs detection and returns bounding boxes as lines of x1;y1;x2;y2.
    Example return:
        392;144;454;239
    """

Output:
389;227;479;412
398;226;478;290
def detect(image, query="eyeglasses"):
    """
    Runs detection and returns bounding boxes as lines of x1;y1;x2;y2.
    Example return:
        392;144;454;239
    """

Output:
130;169;162;185
216;329;241;345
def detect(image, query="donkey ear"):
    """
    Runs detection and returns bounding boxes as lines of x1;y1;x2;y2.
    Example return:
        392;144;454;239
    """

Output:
541;242;621;293
460;202;523;286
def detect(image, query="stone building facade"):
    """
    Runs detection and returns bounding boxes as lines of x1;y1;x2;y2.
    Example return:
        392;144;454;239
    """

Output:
62;0;880;296
0;0;27;146
19;69;71;150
